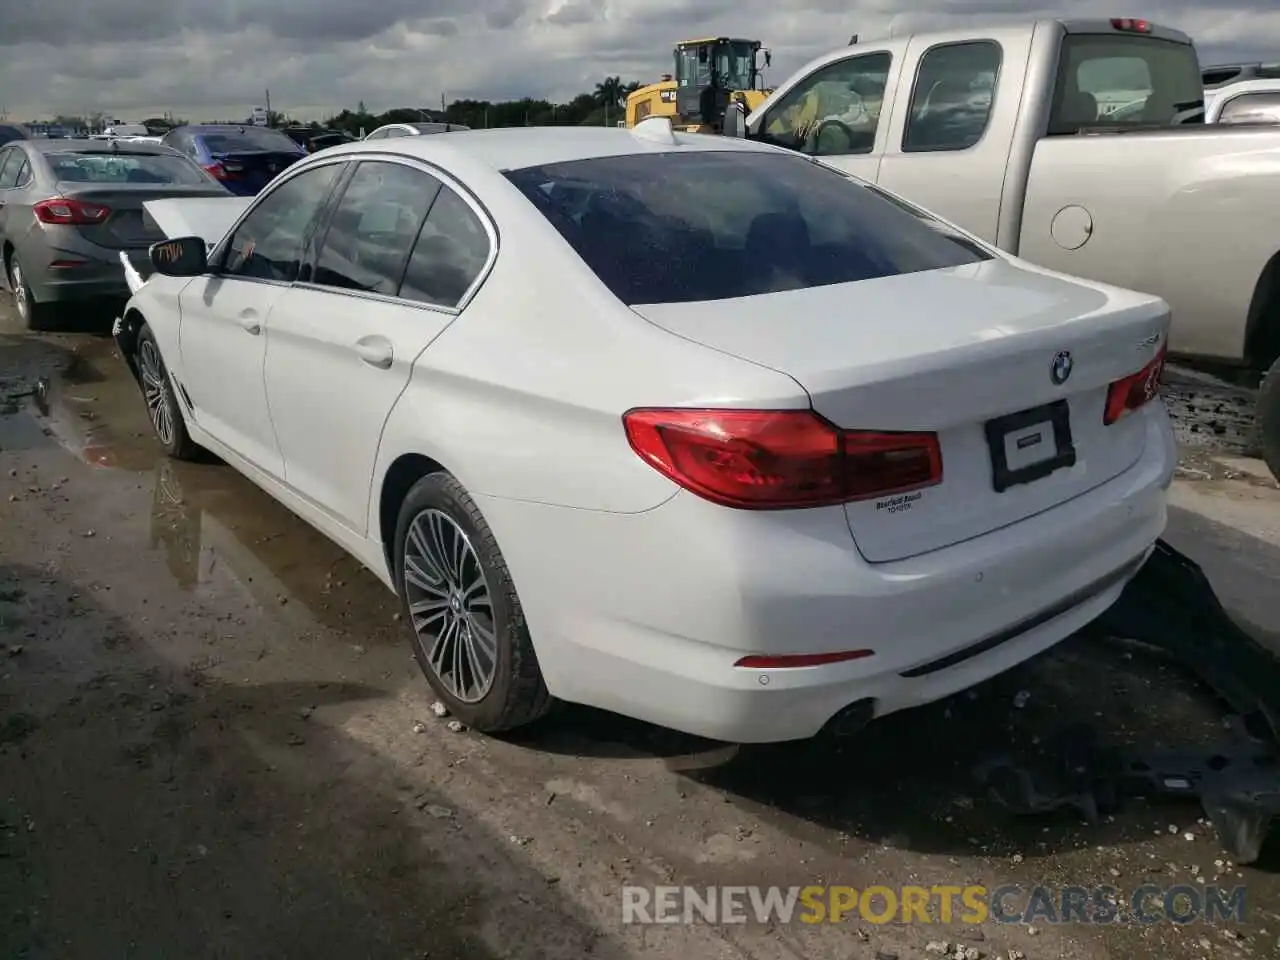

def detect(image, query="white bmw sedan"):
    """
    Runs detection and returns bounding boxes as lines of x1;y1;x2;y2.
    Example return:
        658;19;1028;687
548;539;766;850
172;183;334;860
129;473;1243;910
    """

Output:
114;120;1176;743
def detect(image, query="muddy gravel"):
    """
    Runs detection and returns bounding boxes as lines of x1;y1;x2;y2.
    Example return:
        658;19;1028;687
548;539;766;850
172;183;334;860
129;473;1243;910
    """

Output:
1;315;1279;959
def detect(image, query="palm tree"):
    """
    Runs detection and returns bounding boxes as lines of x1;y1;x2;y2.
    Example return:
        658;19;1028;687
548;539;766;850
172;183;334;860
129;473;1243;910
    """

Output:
594;76;624;109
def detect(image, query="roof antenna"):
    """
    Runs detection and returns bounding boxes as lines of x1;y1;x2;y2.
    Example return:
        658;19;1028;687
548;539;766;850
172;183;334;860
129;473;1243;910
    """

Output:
848;33;859;45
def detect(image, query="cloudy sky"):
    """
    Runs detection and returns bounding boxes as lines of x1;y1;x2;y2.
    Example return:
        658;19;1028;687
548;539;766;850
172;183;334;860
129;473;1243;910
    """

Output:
0;0;1276;122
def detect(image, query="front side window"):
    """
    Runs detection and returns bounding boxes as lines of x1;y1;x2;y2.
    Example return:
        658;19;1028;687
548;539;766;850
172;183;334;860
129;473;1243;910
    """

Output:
505;150;989;306
759;52;892;156
1048;35;1203;133
221;163;342;282
903;42;1002;152
1218;92;1280;125
0;149;21;188
312;161;441;296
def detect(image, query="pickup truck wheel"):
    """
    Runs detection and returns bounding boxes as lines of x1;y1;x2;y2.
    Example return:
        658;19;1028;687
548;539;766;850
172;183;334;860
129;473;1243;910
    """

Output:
135;323;200;461
395;472;553;733
1258;358;1280;482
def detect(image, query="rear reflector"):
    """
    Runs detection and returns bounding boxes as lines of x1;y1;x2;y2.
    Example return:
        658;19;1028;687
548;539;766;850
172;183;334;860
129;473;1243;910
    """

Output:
1103;344;1166;425
735;650;875;668
622;408;942;509
1110;17;1153;32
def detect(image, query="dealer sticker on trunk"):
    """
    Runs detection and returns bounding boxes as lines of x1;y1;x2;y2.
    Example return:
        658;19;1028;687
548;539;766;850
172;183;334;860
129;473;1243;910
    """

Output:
875;491;923;514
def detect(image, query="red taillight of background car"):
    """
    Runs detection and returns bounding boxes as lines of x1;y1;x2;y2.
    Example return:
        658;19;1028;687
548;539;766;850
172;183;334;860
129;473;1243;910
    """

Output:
202;162;242;180
1103;345;1166;425
33;198;111;225
622;408;943;509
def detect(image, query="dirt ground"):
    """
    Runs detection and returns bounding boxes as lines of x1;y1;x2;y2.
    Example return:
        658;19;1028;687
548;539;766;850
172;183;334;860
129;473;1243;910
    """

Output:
1;309;1279;960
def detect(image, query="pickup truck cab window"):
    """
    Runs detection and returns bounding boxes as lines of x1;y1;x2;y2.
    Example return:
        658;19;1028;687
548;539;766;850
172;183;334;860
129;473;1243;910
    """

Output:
1048;34;1203;133
1217;92;1280;125
759;52;892;157
903;41;1002;152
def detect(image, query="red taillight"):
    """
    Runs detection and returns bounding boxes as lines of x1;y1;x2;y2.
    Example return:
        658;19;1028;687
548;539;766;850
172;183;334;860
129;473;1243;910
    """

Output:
33;198;111;225
1103;345;1166;425
202;162;241;180
622;408;942;509
1110;17;1152;32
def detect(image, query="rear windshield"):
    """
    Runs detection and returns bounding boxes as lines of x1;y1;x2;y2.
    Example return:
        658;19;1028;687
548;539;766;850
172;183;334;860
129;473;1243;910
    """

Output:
1049;35;1204;133
504;150;990;305
198;128;300;154
45;151;211;184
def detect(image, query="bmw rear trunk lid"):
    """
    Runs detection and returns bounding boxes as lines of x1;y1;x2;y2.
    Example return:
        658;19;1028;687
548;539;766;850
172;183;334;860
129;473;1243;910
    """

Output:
630;260;1170;563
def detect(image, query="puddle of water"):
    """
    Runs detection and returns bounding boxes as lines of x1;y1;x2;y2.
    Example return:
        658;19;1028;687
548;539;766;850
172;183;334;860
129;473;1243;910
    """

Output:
13;338;401;639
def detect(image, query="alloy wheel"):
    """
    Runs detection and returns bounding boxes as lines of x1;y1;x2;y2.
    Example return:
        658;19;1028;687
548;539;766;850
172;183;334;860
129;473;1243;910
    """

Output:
402;508;498;704
10;261;28;321
138;339;175;447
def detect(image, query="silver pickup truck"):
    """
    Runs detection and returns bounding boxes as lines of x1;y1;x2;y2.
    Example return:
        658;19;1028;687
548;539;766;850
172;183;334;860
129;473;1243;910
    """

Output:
725;18;1280;478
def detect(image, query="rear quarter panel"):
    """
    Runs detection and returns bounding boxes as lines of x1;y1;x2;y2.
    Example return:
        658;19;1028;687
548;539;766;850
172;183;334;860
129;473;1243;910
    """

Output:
367;163;812;525
1018;126;1280;361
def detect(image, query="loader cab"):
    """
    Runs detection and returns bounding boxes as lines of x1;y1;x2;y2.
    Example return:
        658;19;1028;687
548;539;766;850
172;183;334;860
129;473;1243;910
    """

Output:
673;37;769;130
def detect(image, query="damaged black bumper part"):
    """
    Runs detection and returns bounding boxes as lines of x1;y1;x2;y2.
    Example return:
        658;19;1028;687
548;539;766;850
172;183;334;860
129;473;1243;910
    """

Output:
976;540;1280;864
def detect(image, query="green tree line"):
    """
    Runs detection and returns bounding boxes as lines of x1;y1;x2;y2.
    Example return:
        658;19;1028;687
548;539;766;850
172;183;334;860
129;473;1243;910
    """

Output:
40;77;648;135
316;76;645;134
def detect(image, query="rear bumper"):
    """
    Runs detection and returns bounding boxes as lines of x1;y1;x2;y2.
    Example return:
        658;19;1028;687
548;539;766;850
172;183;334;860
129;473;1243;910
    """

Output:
25;249;132;303
477;404;1176;743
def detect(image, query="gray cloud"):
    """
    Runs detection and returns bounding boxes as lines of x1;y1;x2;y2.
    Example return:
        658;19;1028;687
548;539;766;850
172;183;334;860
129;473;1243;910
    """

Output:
0;0;1273;121
545;2;600;27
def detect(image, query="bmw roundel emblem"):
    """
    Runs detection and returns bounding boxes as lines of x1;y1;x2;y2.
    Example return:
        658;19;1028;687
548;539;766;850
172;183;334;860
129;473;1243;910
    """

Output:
1050;350;1073;385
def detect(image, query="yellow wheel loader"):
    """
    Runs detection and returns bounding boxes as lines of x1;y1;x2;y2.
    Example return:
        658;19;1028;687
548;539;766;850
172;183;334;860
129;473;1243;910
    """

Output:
625;38;773;134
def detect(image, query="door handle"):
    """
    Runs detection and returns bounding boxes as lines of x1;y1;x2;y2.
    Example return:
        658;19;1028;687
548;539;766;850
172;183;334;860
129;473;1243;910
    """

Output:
354;335;394;369
237;310;261;335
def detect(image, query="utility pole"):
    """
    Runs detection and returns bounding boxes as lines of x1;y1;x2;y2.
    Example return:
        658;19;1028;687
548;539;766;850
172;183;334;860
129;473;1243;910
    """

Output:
265;88;272;125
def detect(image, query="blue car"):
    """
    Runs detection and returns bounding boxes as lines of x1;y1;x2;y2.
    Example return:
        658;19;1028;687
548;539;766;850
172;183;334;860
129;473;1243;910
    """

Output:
160;124;306;196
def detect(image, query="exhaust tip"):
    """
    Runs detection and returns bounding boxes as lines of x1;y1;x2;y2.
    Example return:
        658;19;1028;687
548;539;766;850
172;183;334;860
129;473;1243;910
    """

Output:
820;698;875;739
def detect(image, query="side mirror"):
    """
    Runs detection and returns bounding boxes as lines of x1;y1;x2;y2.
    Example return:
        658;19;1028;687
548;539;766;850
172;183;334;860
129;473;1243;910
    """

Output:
148;236;207;276
723;100;747;139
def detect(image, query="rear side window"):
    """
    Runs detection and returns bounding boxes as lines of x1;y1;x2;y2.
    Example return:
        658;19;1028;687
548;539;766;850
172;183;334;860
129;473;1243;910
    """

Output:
1048;35;1203;133
312;161;441;296
903;42;1001;152
399;187;490;308
43;151;210;184
504;150;989;306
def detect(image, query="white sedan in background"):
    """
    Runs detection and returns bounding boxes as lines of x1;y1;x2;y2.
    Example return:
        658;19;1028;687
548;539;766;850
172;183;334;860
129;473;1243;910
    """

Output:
113;120;1175;743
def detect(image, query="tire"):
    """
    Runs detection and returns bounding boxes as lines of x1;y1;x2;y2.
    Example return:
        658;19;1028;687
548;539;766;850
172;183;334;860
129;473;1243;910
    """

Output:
7;255;55;332
1257;357;1280;482
135;323;200;460
394;472;553;732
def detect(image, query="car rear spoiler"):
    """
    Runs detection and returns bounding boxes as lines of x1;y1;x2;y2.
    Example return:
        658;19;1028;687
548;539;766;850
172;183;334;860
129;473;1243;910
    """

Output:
119;196;254;294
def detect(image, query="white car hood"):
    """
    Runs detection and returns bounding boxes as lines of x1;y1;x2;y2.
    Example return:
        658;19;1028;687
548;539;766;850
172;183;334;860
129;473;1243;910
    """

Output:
144;196;252;246
119;196;253;293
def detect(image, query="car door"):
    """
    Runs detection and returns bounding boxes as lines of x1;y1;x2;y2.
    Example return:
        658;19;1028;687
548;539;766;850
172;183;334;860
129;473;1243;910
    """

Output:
749;49;902;182
0;147;25;245
262;158;493;532
176;159;345;477
875;38;1017;245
